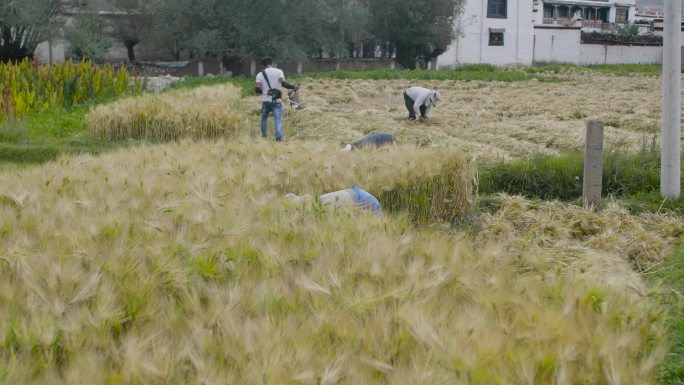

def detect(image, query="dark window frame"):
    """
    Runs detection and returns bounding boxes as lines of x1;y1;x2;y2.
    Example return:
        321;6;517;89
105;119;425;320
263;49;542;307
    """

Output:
487;0;507;19
615;7;628;24
489;32;504;46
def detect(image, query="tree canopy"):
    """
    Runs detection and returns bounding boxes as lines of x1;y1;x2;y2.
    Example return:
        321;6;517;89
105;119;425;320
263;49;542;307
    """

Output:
0;0;60;62
1;0;464;69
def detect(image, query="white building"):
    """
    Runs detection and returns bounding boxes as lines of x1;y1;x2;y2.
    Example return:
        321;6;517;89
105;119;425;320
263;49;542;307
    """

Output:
539;0;636;30
436;0;642;68
438;0;535;66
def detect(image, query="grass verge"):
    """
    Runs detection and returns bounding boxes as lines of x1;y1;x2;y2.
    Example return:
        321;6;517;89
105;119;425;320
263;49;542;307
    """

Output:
477;144;684;214
0;105;116;164
653;242;684;385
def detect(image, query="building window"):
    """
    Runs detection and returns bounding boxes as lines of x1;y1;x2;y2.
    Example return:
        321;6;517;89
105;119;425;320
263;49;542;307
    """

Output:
487;0;507;18
489;31;504;46
616;8;628;24
543;4;554;19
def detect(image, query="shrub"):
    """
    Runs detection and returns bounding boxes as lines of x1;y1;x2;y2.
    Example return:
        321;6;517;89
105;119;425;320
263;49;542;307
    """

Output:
581;31;662;45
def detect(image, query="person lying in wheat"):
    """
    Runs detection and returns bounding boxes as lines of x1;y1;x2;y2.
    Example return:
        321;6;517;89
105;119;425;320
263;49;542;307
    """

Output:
341;132;397;152
286;185;381;213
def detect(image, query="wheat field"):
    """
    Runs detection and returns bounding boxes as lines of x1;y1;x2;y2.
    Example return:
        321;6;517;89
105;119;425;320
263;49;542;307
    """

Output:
2;71;682;384
272;71;665;159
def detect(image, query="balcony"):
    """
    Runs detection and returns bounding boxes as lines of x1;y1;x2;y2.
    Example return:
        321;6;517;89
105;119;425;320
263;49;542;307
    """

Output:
542;18;616;31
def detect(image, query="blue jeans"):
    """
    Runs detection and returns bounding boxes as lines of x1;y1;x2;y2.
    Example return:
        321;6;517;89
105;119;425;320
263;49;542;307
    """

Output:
261;101;283;141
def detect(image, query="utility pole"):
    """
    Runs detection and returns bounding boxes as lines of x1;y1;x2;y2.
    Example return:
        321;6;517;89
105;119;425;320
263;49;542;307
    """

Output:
661;0;681;198
583;120;604;211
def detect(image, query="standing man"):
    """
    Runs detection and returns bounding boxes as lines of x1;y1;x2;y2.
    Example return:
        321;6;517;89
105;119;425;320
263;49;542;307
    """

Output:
255;57;298;141
403;86;441;120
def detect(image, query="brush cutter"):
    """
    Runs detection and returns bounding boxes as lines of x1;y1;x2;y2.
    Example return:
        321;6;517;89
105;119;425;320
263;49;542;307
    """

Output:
287;87;307;110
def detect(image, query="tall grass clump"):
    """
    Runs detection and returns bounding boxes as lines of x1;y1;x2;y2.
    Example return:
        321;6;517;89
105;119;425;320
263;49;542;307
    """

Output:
88;84;247;141
0;140;679;384
479;141;666;201
378;152;476;223
260;144;476;223
0;59;141;119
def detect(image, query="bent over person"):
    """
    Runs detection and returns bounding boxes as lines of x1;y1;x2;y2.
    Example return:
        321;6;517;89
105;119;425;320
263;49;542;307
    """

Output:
403;86;441;120
255;57;299;141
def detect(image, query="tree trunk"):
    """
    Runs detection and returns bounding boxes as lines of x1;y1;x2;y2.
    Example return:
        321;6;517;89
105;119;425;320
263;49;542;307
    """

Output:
124;39;138;63
0;25;33;62
395;44;416;69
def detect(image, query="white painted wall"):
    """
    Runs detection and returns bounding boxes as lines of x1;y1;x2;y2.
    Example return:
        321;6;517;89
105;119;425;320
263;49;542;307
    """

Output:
437;0;534;67
533;27;662;65
579;44;662;64
34;41;67;64
533;27;581;63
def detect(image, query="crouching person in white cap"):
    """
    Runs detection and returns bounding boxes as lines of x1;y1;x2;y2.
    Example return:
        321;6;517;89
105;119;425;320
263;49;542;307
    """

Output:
286;185;381;213
403;86;440;120
341;132;396;152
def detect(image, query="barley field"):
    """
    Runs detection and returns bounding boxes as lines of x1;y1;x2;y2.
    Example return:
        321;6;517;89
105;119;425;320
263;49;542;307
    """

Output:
2;69;683;384
88;84;246;141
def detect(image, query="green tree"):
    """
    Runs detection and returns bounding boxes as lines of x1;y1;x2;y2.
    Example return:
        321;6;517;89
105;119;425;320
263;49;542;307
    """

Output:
617;22;640;38
162;0;368;69
146;0;198;60
0;0;61;62
367;0;463;68
102;0;154;63
63;9;111;60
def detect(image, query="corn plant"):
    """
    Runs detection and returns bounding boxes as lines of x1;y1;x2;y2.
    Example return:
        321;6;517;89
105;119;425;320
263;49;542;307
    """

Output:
0;59;141;120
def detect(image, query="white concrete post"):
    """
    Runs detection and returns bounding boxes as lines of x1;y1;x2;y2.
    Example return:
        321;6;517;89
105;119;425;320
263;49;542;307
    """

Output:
583;120;604;211
297;61;303;74
661;0;681;198
197;61;204;77
250;60;256;76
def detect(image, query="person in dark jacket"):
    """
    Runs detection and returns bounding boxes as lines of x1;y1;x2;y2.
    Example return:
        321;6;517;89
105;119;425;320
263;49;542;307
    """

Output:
341;132;397;152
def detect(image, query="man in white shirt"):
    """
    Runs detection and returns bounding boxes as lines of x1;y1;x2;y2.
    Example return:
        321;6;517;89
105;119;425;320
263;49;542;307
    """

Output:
255;57;298;141
403;86;441;120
